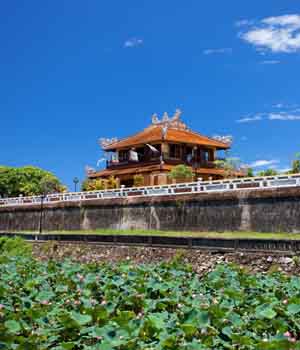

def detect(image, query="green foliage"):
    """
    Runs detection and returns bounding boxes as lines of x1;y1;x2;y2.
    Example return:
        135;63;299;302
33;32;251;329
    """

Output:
214;158;241;178
0;237;32;262
0;166;66;198
82;176;118;191
1;252;300;349
106;176;118;189
168;165;194;181
291;160;300;174
133;174;144;187
246;167;254;177
258;169;279;176
290;153;300;174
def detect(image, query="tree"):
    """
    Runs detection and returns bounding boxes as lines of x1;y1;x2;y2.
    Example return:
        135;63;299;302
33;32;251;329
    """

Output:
0;166;66;198
168;165;194;182
214;157;241;178
246;167;254;177
291;152;300;174
257;169;278;177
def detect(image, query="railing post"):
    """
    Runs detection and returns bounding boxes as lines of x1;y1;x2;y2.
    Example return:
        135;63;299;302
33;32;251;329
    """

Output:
121;185;125;198
197;177;202;193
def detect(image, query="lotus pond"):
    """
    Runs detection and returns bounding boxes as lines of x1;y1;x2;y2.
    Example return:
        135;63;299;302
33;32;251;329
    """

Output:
1;242;300;349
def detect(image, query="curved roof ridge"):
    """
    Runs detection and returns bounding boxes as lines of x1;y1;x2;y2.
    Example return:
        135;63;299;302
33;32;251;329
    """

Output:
102;123;230;150
176;127;229;148
102;125;162;150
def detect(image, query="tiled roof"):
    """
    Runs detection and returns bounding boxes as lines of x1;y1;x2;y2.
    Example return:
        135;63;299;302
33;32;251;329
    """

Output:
103;125;230;151
88;164;241;178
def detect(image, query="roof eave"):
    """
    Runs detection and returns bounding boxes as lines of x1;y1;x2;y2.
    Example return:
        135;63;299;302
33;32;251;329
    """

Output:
104;141;230;151
103;139;163;151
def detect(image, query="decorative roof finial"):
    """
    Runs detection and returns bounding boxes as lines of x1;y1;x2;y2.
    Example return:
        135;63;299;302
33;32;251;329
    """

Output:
172;108;182;121
162;112;169;122
212;135;233;145
151;113;159;124
98;137;119;148
85;165;96;175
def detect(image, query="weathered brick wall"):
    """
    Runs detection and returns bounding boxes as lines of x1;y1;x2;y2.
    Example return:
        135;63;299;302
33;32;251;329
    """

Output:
0;187;300;233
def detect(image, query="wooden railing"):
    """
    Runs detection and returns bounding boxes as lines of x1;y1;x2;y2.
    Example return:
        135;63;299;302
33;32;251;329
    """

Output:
107;155;219;169
1;173;300;207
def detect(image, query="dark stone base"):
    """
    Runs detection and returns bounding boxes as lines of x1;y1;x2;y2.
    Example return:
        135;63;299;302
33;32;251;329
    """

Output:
0;187;300;233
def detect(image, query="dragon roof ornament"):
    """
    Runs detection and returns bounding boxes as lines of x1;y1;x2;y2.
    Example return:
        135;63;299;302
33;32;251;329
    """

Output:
98;137;119;148
150;109;188;130
212;135;233;145
85;165;96;175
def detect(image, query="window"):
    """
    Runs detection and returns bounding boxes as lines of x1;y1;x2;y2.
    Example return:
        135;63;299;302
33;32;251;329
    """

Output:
136;147;145;161
204;151;209;162
169;144;181;159
119;150;129;161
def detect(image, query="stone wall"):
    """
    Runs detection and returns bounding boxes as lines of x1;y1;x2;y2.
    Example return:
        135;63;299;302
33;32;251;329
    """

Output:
1;187;300;233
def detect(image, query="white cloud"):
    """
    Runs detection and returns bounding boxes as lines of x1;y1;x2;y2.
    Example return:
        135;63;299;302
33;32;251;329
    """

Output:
260;60;281;64
203;48;232;55
240;14;300;53
236;115;263;123
235;19;254;27
250;159;280;168
268;113;300;121
237;107;300;123
272;103;300;109
124;38;143;48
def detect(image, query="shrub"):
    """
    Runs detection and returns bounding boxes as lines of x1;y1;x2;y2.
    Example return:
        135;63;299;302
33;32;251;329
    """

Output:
106;176;118;189
133;174;144;187
168;165;193;181
0;237;32;260
82;176;119;191
82;179;105;191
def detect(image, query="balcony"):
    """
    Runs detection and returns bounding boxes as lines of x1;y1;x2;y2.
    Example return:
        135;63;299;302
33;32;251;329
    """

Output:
106;154;220;170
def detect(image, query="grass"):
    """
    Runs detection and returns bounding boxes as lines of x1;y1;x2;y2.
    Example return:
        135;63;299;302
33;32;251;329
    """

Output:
4;228;300;240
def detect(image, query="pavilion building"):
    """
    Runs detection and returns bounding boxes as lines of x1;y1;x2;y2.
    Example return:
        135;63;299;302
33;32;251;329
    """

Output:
89;110;241;187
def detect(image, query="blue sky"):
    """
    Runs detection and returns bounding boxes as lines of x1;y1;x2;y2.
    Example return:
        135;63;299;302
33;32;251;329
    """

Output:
1;1;300;189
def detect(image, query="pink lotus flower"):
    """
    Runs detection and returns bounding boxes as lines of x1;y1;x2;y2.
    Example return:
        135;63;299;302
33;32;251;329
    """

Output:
41;300;49;305
0;304;4;310
77;274;84;282
283;299;288;305
284;331;292;337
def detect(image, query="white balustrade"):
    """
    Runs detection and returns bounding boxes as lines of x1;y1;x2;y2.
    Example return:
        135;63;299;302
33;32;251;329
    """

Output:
0;173;300;207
